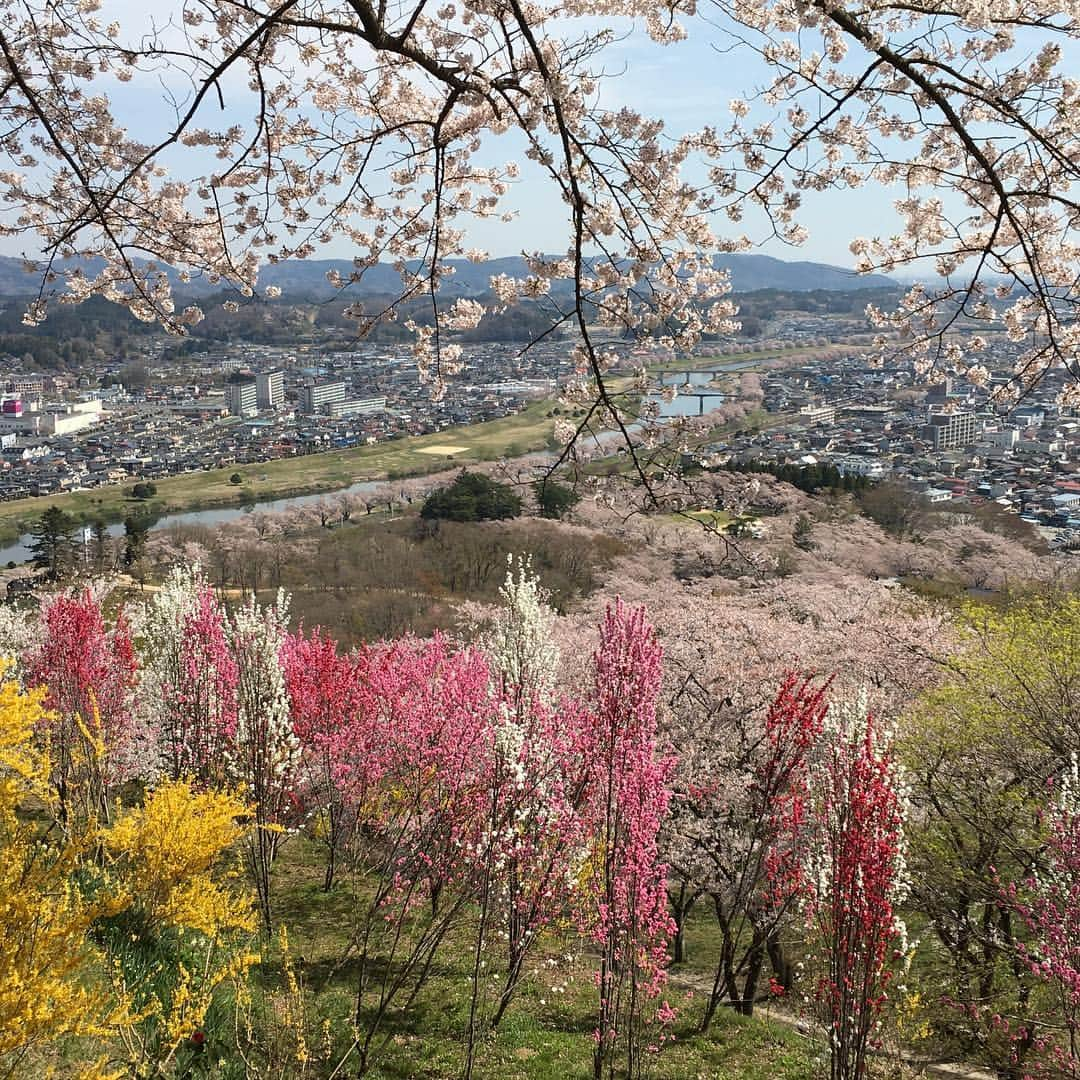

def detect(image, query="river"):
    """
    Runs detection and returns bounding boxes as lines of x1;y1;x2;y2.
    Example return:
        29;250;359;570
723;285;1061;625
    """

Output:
0;479;387;567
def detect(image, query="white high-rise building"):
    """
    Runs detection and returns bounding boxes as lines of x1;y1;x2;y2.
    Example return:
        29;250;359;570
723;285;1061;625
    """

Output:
301;380;347;415
256;369;284;409
227;380;258;417
925;411;977;450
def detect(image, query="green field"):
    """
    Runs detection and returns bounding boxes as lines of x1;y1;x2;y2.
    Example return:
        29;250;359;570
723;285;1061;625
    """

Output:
0;400;572;546
644;343;844;376
239;839;820;1080
676;508;735;528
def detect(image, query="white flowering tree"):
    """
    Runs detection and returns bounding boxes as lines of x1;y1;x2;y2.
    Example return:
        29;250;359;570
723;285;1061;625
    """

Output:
2;0;1078;451
135;564;238;784
483;554;560;714
229;589;300;932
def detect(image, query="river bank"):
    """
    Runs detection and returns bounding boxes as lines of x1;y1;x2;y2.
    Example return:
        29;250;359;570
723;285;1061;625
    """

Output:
0;397;565;548
0;350;807;555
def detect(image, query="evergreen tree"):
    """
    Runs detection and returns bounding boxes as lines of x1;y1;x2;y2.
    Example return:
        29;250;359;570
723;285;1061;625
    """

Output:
89;519;110;573
421;472;522;522
793;514;817;551
123;515;150;568
533;479;580;520
28;506;76;580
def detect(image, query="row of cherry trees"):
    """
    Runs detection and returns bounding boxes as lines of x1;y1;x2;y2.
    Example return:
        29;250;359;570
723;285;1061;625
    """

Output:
16;566;1080;1078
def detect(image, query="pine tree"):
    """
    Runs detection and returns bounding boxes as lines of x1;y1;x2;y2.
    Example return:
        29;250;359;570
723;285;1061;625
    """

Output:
89;519;109;573
123;516;149;568
27;506;76;581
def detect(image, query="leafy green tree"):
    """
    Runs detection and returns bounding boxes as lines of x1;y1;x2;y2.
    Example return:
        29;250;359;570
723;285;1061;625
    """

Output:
28;506;76;580
131;482;157;500
533;479;580;520
229;473;243;486
420;472;522;523
858;482;927;540
903;594;1080;1075
122;515;149;568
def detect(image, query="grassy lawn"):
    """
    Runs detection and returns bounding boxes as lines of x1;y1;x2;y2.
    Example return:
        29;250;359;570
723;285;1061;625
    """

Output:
228;839;821;1080
676;508;735;528
0;399;576;545
645;344;844;376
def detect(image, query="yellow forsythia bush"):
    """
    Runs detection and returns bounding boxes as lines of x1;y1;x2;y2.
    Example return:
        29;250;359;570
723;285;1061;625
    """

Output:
0;668;258;1077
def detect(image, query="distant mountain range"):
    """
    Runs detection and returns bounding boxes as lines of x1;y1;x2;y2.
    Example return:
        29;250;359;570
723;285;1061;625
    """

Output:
0;252;895;299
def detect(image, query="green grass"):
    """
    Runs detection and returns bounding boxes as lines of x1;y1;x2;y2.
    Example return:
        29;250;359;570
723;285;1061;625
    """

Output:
645;343;843;376
675;509;735;528
227;839;821;1080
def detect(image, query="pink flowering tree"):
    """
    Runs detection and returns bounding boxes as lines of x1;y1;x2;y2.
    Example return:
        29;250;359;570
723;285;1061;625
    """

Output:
281;627;369;891
786;694;909;1080
581;601;675;1080
26;586;139;824
316;633;499;1075
1004;758;1080;1080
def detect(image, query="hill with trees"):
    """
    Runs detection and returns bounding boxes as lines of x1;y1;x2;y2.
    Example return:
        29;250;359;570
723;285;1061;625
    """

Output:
4;474;1078;1079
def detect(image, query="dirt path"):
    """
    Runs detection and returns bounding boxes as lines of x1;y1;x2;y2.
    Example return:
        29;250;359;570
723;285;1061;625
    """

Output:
667;968;996;1079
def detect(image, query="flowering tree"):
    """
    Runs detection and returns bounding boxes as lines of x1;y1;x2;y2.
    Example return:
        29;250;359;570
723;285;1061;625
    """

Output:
138;564;238;785
463;557;594;1066
26;587;139;823
229;590;299;933
280;627;369;890
582;601;675;1080
481;555;560;711
3;0;1078;474
1;662;256;1079
789;695;909;1080
339;634;498;1074
1003;759;1080;1080
645;574;944;1027
690;675;831;1029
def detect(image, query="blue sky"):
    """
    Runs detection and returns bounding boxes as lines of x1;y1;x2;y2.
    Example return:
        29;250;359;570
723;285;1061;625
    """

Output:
0;3;913;269
460;23;907;266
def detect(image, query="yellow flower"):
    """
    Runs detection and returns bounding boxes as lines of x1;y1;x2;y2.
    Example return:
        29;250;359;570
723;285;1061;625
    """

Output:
105;779;257;937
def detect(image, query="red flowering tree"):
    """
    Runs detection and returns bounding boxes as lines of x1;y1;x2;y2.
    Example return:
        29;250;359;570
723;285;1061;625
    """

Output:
689;674;830;1029
26;587;138;824
786;696;909;1080
281;627;370;891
